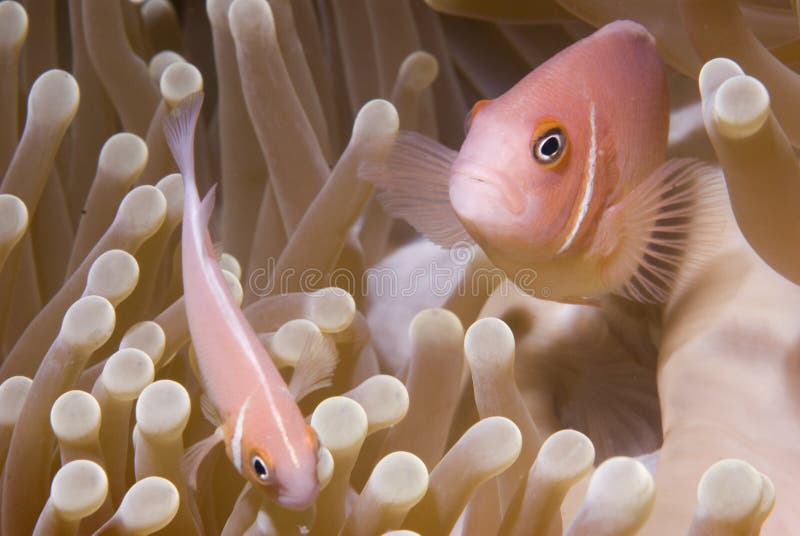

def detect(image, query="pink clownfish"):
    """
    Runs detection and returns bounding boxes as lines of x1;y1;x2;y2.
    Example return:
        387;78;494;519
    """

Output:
365;20;724;304
163;93;336;514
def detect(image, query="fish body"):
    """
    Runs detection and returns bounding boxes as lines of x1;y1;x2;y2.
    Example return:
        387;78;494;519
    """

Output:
164;93;319;511
367;21;722;303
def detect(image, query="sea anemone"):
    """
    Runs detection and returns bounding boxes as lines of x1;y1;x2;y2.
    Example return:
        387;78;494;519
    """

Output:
0;0;796;534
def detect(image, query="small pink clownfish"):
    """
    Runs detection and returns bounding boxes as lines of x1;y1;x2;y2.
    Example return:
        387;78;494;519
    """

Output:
366;20;723;304
164;93;335;514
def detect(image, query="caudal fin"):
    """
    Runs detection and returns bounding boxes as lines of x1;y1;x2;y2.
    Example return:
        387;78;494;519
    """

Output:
163;91;204;191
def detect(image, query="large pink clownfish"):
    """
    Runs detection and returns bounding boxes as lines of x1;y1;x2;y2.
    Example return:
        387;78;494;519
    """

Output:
365;20;723;304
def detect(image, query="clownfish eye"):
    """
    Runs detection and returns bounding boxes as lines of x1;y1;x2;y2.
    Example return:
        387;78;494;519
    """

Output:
252;455;271;482
532;128;566;164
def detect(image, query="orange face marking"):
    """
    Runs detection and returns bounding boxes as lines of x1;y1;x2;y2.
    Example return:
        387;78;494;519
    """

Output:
530;118;569;170
305;424;319;451
464;99;491;134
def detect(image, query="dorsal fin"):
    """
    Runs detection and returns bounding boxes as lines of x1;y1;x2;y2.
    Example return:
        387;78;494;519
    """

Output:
200;184;217;228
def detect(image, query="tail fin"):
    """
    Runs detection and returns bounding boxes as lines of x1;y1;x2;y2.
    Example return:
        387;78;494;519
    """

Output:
163;91;204;191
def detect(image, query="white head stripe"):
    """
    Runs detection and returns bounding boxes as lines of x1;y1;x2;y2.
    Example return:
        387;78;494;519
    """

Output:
232;395;252;474
557;102;597;255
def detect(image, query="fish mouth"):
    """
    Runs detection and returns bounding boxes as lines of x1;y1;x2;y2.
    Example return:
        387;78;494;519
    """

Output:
450;170;525;216
276;492;318;511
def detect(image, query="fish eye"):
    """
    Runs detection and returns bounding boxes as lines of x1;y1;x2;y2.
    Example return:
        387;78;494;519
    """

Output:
252;455;271;482
532;128;566;164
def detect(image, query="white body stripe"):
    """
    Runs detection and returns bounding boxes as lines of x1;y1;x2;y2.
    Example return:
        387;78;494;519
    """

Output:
276;402;299;466
232;395;252;474
557;102;597;255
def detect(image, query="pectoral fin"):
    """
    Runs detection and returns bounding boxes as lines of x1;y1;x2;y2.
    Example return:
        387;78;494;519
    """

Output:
199;393;223;427
288;332;339;402
592;158;727;303
181;427;224;489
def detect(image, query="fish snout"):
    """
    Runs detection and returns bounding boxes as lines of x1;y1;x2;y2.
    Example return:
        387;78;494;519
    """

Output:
598;20;655;47
450;170;526;218
275;473;320;511
276;489;318;511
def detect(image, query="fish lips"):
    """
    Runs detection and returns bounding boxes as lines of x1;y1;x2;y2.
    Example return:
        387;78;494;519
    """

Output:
449;173;523;254
449;170;527;241
449;171;558;265
276;491;318;511
449;170;525;215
